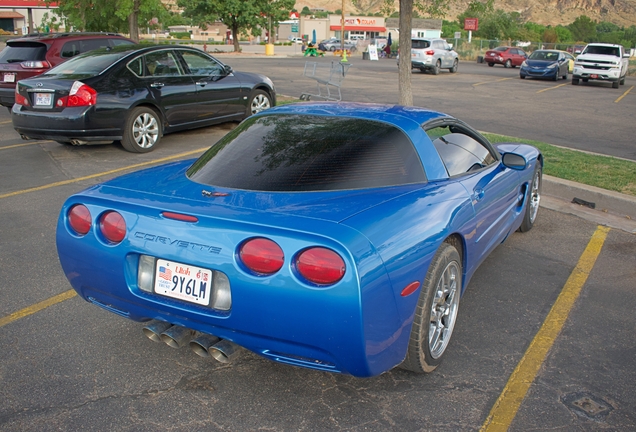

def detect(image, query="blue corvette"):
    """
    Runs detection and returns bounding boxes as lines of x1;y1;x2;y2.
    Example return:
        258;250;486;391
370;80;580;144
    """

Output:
56;103;543;377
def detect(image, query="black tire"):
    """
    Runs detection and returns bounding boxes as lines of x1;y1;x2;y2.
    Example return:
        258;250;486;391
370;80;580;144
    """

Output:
400;242;462;373
572;78;579;85
449;59;458;73
488;63;494;67
620;76;625;85
432;60;441;75
329;46;336;52
520;75;526;79
519;163;542;232
420;67;427;74
120;106;161;153
246;89;272;116
504;59;512;68
612;80;619;89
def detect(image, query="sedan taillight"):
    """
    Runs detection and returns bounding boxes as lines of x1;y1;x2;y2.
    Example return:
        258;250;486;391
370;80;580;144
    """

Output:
15;89;29;106
57;81;97;107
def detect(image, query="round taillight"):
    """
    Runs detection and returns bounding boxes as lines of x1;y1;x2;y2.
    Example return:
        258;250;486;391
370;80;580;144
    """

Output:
296;247;345;285
68;204;92;235
99;211;126;244
239;238;284;275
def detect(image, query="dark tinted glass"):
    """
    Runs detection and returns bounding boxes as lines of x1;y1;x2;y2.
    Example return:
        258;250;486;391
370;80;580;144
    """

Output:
0;43;47;63
412;40;430;49
187;115;426;191
44;51;125;75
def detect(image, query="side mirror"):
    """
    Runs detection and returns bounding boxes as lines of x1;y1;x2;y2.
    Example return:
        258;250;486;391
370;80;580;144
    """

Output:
501;152;527;170
223;64;233;75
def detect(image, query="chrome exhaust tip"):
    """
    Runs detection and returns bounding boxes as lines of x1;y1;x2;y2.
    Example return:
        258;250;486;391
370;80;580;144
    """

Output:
160;325;192;349
142;321;173;343
189;333;221;358
208;339;242;363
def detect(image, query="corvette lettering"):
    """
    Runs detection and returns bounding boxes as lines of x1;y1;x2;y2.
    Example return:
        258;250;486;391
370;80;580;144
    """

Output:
134;232;221;254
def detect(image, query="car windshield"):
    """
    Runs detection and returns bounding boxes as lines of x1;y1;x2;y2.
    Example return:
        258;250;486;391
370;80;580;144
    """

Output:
187;114;426;191
43;50;127;76
529;51;558;61
583;45;620;56
0;42;46;63
494;46;508;51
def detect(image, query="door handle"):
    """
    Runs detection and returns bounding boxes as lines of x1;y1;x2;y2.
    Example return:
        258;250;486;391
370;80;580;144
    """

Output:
473;188;485;202
150;83;164;88
195;81;208;87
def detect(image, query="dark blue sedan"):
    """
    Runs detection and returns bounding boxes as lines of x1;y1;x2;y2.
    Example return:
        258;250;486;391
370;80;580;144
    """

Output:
12;45;275;152
56;103;543;377
520;49;570;81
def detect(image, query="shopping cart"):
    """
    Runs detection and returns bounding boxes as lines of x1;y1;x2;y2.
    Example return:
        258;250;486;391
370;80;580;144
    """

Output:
300;61;351;102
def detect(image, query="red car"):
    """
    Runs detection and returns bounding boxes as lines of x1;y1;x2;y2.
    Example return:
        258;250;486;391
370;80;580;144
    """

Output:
485;46;528;68
0;32;134;108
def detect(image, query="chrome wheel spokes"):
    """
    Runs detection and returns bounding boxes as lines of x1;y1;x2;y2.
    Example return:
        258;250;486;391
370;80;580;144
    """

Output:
251;94;271;114
133;113;159;149
529;170;541;223
429;261;460;359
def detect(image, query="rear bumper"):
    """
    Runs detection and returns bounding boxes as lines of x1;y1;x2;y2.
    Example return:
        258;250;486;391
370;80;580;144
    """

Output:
12;104;124;142
0;87;15;107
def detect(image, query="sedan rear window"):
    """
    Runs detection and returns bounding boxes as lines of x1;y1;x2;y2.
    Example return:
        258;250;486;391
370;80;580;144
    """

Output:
0;43;46;63
187;115;426;191
43;51;126;76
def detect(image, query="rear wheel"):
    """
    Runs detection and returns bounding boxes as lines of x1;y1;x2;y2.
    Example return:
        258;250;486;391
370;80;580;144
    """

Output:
449;59;458;73
400;242;462;373
120;107;161;153
519;164;542;232
247;90;271;116
572;78;579;85
432;60;441;75
488;62;494;67
504;59;512;68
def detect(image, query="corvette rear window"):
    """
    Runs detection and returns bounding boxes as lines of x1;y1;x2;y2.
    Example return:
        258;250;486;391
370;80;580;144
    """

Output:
187;115;426;191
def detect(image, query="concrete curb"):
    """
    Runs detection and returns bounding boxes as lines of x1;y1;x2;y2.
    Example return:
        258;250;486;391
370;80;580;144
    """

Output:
542;175;636;233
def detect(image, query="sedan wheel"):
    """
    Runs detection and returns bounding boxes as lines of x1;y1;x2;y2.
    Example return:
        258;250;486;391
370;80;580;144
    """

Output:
488;63;494;67
504;59;512;68
519;164;542;232
400;242;461;373
449;59;458;73
247;90;272;116
121;107;161;153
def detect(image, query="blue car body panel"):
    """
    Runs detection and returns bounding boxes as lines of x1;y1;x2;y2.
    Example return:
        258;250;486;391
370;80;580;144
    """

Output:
56;103;542;377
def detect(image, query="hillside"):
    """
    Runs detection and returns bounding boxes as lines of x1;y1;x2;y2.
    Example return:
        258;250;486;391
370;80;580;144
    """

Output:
296;0;636;27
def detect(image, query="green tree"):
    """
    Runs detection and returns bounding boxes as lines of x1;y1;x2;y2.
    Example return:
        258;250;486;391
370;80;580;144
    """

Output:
568;15;597;42
178;0;295;52
554;25;573;43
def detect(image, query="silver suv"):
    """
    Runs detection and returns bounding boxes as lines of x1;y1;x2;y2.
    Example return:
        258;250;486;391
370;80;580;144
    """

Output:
398;38;459;75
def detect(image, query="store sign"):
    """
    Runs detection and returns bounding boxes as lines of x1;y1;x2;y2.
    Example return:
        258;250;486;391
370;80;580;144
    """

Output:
464;18;478;31
343;18;377;26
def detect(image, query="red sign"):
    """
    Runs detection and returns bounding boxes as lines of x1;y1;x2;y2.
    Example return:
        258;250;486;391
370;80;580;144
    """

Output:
464;18;479;31
289;12;299;19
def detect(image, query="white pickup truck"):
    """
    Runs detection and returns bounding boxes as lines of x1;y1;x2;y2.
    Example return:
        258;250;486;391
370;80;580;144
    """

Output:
572;43;630;88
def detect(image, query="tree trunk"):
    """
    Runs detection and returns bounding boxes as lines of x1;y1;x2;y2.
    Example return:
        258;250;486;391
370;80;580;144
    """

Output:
128;0;140;43
232;25;240;52
398;0;413;106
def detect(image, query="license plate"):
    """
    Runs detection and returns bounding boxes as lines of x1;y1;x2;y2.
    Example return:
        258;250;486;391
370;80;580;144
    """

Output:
590;74;598;79
3;73;15;83
34;92;53;107
154;259;212;306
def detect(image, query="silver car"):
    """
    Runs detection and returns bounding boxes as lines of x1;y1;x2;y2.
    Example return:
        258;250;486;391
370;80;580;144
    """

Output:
323;39;357;52
398;38;459;75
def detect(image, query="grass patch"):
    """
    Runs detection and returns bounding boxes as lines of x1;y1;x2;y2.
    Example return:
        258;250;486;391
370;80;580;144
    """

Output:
484;133;636;196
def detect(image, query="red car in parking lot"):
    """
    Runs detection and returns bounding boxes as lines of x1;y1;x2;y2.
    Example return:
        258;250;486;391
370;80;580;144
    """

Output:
485;46;528;68
0;32;133;108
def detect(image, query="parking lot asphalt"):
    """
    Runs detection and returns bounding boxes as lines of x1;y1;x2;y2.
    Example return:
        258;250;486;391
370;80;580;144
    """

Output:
1;57;635;431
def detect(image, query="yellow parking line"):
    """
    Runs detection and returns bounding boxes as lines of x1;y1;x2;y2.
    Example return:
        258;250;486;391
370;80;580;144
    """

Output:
1;140;51;150
0;290;77;328
615;85;634;103
0;120;12;125
0;147;208;199
480;225;610;432
536;83;569;93
473;77;512;86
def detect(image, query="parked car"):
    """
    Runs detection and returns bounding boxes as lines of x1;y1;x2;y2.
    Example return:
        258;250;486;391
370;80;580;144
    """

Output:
55;102;542;377
398;38;459;75
323;39;357;52
485;46;528;68
558;50;576;73
0;32;134;108
288;37;303;44
12;44;276;153
519;50;569;81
